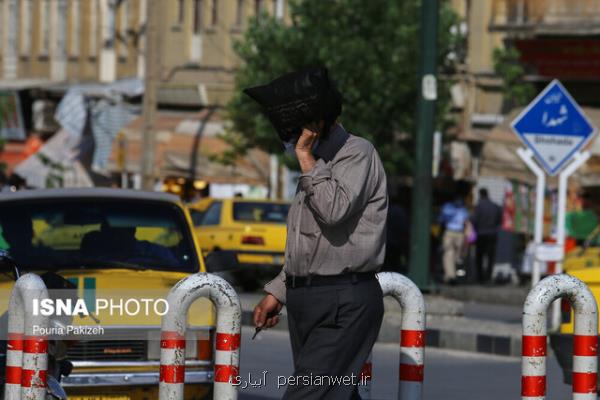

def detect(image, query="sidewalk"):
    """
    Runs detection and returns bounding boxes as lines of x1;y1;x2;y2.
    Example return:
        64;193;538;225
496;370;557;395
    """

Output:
239;284;527;357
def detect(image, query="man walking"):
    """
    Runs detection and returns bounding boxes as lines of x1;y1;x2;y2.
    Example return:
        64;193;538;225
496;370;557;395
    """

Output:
438;194;469;284
246;67;388;399
472;188;502;284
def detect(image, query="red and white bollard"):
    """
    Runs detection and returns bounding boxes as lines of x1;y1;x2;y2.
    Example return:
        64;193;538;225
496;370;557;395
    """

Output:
522;274;598;400
360;272;425;400
4;273;49;400
358;352;372;399
159;273;241;400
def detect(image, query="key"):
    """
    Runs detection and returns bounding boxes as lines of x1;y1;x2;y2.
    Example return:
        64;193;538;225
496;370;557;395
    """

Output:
252;327;261;340
252;311;281;340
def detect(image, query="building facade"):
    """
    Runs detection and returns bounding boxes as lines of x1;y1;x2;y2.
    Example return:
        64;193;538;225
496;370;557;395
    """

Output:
449;0;600;178
450;0;506;142
0;0;289;106
446;0;600;234
490;0;600;105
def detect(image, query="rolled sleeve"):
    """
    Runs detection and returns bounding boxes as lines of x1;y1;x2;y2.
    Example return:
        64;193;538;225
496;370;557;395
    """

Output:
300;148;374;227
299;158;331;197
263;270;286;304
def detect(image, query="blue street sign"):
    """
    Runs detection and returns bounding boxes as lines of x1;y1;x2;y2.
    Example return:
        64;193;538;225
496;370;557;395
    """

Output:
511;79;596;175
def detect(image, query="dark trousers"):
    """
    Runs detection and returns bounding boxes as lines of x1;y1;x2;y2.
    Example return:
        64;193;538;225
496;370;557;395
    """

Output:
283;278;384;400
476;233;497;283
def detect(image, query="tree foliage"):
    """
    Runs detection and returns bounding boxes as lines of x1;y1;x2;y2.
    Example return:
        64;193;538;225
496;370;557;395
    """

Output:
493;46;535;111
227;0;461;175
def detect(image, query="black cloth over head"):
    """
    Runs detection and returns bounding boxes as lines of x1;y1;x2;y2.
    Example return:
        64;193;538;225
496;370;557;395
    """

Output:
243;66;342;143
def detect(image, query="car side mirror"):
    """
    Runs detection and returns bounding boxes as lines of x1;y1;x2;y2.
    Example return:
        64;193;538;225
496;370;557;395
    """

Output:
0;249;19;280
204;251;239;273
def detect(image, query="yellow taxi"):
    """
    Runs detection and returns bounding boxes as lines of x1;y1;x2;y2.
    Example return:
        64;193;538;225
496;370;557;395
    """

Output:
550;229;600;388
0;188;230;400
189;198;289;289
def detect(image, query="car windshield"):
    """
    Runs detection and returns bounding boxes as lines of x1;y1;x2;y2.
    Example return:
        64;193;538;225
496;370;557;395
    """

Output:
0;199;198;272
232;202;290;223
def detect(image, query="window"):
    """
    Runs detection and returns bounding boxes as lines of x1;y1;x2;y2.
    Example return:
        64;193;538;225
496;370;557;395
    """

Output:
119;0;129;57
507;0;528;24
189;209;206;226
200;202;222;226
210;0;218;27
177;0;184;24
89;0;98;57
254;0;263;16
20;0;33;56
39;0;51;56
234;0;243;27
193;0;203;34
273;0;284;20
0;200;198;272
69;0;80;57
233;202;289;223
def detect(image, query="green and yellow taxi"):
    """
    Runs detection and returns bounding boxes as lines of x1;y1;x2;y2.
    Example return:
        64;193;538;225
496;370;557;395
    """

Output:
0;188;224;400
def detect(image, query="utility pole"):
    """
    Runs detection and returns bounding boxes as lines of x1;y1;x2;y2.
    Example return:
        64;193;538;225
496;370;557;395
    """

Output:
140;0;162;190
409;0;439;289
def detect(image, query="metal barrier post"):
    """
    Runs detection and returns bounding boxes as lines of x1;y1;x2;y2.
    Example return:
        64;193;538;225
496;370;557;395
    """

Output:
522;274;598;400
159;273;241;400
4;273;49;400
371;272;426;400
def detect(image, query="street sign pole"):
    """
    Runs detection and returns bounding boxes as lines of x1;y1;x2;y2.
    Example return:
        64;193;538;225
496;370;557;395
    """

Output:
516;148;545;287
512;79;596;332
549;150;591;330
555;151;592;276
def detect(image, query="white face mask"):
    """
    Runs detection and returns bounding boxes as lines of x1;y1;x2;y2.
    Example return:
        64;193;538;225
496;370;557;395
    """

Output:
283;139;320;159
283;141;297;158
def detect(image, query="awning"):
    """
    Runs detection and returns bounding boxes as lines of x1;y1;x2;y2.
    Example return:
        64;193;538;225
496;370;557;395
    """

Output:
45;78;144;98
0;79;58;90
157;84;207;107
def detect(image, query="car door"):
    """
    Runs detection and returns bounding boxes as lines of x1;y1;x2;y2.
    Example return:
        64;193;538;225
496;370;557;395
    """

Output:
195;200;223;251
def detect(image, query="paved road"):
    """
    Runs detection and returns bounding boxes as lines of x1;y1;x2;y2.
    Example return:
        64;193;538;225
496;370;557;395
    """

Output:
237;327;570;400
462;301;522;323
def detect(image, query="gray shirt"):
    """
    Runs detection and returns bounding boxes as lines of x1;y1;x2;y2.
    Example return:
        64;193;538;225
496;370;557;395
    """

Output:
264;126;388;303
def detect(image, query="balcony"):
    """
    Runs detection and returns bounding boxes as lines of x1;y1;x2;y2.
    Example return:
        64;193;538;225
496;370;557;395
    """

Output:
490;0;600;35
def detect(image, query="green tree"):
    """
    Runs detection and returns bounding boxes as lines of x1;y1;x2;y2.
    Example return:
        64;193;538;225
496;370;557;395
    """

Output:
493;46;535;111
226;0;461;175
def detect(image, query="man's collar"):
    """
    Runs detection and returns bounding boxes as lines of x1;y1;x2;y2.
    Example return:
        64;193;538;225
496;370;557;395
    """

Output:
313;123;349;162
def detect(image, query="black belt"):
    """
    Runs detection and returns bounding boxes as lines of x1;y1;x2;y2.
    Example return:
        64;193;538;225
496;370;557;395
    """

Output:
285;272;376;288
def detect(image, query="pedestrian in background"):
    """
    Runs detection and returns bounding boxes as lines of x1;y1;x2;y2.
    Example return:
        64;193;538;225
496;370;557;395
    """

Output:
472;188;502;284
246;66;388;399
439;194;469;284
